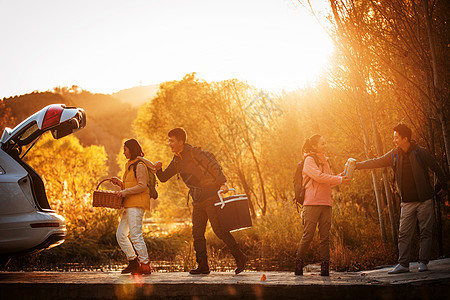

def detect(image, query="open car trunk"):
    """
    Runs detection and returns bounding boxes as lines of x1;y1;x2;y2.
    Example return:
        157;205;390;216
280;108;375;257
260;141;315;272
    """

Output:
0;104;86;211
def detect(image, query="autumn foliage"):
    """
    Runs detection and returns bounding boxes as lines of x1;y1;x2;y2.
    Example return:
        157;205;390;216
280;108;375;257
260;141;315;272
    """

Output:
3;0;449;271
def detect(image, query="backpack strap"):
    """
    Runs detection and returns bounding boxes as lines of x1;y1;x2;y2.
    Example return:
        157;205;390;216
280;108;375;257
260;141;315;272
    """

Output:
392;150;399;171
414;147;427;172
129;161;139;177
190;147;220;181
391;149;399;193
303;176;312;189
308;154;323;171
129;161;150;187
303;154;321;186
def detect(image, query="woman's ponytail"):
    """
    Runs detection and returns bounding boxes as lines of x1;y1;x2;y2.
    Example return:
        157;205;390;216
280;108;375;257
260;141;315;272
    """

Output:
302;134;322;154
302;138;311;154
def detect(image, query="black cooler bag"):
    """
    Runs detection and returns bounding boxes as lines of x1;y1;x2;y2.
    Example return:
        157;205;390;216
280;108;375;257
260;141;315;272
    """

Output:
214;188;252;232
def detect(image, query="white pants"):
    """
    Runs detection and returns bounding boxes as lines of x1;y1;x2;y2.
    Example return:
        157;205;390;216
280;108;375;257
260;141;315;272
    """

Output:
116;207;149;264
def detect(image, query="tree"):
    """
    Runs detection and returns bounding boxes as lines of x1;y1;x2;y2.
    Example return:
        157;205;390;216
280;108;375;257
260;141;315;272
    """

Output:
298;0;449;246
0;100;15;134
134;74;283;217
23;133;111;237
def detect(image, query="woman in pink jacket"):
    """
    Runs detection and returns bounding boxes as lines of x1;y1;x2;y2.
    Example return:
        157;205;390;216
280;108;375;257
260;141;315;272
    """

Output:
295;134;350;276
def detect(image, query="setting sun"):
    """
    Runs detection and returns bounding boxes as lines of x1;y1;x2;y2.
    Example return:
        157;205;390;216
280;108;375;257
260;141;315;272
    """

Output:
0;0;333;98
1;0;448;292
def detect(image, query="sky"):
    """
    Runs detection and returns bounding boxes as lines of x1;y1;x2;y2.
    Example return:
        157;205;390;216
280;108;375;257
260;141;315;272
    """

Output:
0;0;333;98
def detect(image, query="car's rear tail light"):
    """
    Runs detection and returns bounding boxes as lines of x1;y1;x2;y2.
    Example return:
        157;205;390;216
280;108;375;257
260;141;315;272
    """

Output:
41;106;64;130
30;223;60;228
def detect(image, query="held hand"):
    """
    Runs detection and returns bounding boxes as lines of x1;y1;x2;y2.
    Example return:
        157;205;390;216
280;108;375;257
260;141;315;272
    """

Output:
338;171;345;176
155;161;163;170
341;176;351;184
437;189;447;197
219;184;229;194
110;177;122;187
138;156;157;173
116;190;125;197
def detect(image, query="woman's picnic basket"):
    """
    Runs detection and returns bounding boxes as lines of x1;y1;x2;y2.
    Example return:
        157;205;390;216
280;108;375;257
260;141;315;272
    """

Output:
92;179;123;209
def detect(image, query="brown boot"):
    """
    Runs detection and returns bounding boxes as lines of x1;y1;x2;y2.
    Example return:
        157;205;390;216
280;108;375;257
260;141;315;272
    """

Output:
231;249;247;275
121;258;139;274
189;257;210;274
132;262;151;275
295;259;303;276
321;261;329;276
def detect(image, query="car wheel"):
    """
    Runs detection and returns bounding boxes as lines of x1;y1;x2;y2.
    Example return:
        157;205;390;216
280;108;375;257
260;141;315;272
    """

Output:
0;255;11;269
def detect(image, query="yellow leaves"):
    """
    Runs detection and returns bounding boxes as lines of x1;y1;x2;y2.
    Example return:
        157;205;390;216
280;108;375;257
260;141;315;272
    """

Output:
23;132;111;235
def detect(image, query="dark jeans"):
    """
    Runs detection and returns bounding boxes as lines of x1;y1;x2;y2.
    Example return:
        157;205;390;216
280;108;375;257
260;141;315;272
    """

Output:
192;196;239;260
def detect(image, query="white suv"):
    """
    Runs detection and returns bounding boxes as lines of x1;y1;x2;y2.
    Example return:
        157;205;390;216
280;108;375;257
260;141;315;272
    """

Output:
0;104;86;268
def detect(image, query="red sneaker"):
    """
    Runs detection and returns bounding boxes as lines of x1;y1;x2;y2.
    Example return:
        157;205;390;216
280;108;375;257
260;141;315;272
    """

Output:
132;262;151;275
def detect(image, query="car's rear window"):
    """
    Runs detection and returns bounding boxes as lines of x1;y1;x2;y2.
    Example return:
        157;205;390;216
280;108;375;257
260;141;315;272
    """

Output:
18;123;39;143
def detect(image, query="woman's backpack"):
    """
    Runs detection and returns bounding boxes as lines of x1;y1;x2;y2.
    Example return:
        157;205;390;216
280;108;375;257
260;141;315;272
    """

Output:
293;154;320;210
129;161;158;199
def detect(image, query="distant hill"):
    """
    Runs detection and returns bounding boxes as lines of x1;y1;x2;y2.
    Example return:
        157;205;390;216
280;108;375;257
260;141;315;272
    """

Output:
2;89;138;176
112;84;158;107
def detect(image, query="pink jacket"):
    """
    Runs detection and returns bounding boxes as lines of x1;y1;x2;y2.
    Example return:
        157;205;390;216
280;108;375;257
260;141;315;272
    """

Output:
302;153;342;207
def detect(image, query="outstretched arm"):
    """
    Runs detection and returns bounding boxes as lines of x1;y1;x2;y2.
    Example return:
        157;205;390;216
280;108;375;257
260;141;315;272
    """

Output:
355;149;394;170
303;157;343;185
155;159;177;182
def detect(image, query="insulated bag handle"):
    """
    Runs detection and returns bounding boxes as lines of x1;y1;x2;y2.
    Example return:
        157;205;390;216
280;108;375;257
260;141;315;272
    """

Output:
217;188;237;209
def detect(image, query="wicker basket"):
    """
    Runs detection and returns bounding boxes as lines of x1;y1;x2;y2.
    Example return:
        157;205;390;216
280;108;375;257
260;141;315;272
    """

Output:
92;179;123;209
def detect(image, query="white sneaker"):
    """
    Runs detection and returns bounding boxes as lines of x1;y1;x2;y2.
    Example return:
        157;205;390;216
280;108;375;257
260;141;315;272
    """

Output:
388;264;410;274
418;262;428;272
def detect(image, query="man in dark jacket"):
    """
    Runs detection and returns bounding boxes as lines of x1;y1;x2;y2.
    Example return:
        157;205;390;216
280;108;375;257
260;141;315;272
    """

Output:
153;127;247;274
355;124;447;274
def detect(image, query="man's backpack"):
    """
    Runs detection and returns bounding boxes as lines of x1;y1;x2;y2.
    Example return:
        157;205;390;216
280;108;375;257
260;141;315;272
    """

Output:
130;161;158;199
191;146;222;183
392;147;427;173
293;154;320;210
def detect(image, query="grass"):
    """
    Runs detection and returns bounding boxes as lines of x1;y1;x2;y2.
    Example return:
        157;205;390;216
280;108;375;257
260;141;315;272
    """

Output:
5;200;449;272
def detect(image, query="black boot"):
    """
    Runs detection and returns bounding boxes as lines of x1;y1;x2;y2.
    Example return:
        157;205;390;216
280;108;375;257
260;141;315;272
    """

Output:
231;249;247;275
295;259;303;276
189;257;210;274
321;261;329;276
121;258;139;274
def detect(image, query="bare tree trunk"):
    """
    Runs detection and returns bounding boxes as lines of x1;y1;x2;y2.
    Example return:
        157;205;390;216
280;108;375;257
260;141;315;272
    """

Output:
355;96;387;244
438;114;450;172
374;124;398;245
422;0;447;257
237;169;256;218
421;0;450;172
359;60;397;244
381;169;397;244
246;142;267;216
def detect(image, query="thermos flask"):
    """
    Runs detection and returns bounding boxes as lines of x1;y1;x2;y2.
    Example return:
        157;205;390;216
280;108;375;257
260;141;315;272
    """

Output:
344;158;356;179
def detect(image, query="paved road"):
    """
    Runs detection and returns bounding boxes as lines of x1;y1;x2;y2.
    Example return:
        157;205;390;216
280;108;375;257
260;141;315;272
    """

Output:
1;258;449;299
